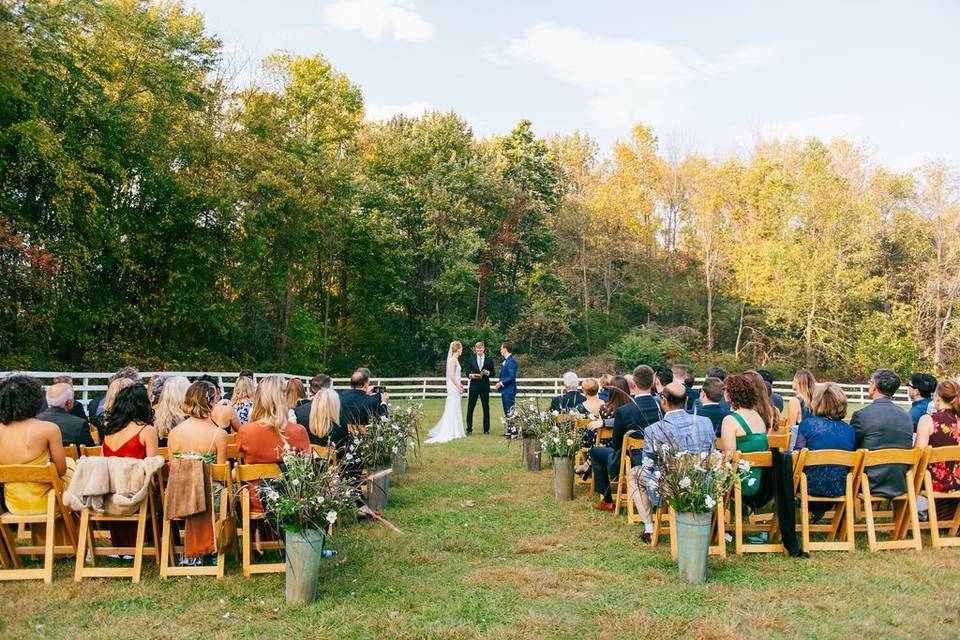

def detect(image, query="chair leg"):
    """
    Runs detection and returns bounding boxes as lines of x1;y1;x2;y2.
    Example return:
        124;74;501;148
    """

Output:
0;523;20;568
926;472;941;549
862;474;878;552
159;518;172;579
715;501;726;558
669;508;678;561
734;482;743;555
43;492;56;584
74;510;90;582
845;474;855;553
242;489;251;578
905;471;922;551
148;492;161;568
800;476;810;554
131;503;148;583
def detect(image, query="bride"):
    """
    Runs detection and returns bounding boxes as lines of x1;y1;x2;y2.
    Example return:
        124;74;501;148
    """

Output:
425;340;467;444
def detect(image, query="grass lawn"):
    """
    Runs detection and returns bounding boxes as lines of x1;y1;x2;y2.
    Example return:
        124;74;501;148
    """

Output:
1;397;958;639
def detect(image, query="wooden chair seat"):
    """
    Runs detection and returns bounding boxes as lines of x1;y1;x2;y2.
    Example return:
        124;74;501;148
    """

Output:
236;463;285;576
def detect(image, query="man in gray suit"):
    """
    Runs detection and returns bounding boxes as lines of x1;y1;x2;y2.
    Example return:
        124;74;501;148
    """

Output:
850;368;913;498
632;382;716;543
36;383;95;450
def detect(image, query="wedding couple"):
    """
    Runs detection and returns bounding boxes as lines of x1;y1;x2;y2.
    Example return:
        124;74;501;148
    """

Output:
425;340;517;444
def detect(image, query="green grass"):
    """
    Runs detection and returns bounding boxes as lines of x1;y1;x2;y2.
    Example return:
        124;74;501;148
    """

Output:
1;398;958;639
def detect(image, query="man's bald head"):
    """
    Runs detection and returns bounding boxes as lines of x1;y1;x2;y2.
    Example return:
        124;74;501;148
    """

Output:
46;383;74;409
661;382;688;410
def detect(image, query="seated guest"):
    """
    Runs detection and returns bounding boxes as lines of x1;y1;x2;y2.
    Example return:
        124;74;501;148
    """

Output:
154;375;189;447
597;374;613;402
92;377;136;434
0;376;75;515
630;365;664;428
36;382;95;449
908;372;937;430
229;375;256;425
693;366;730;412
307;388;349;454
720;374;768;498
576;379;605;416
632;382;715;542
339;369;390;427
915;381;960;506
756;369;784;413
52;375;88;421
294;374;333;428
793;382;855;516
671;365;698;411
654;367;673;396
222;368;254;402
746;370;781;432
691;376;729;436
786;370;816;427
285;378;309;422
850;368;914;499
198;375;241;432
167;381;228;464
550;371;586;412
94;366;142;418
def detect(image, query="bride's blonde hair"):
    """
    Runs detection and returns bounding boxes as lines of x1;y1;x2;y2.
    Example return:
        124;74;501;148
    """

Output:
450;341;462;355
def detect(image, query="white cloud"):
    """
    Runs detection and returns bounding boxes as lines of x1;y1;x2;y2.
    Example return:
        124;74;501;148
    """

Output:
489;22;794;129
321;0;435;42
753;113;864;141
365;101;432;121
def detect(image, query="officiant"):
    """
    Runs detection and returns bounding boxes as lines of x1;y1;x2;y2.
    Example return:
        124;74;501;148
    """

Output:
464;341;495;434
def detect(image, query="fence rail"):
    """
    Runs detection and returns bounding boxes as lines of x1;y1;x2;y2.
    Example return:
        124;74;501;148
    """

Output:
2;371;913;409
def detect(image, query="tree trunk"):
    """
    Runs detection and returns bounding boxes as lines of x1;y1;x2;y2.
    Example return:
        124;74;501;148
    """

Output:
706;277;714;352
581;234;591;355
734;301;745;359
804;300;817;367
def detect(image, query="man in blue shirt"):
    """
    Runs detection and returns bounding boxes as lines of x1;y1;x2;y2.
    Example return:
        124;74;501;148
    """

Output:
907;372;937;430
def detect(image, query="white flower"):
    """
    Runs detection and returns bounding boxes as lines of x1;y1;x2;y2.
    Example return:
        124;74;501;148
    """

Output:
325;511;338;524
345;453;354;461
704;495;716;509
380;415;388;422
679;477;692;489
654;470;662;479
642;458;654;468
747;477;756;487
292;479;300;486
315;496;325;504
566;439;574;446
738;460;751;472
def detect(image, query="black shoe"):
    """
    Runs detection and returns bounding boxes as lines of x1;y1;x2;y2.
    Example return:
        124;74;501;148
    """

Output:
466;430;473;435
483;431;489;435
640;532;653;545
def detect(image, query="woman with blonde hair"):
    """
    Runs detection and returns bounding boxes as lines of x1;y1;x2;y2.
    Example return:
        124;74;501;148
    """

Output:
308;387;348;456
786;370;817;427
425;340;466;444
229;376;256;425
167;381;228;464
154;375;190;446
92;377;136;432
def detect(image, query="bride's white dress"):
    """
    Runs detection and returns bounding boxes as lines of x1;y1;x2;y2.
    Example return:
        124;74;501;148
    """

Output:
425;355;466;444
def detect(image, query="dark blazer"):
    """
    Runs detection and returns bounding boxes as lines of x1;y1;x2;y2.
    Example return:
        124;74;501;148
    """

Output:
308;421;349;453
611;395;663;450
69;400;88;422
339;389;387;427
36;406;94;448
850;397;914;498
464;354;496;390
551;391;586;413
691;402;730;437
499;355;517;394
294;400;313;432
684;386;699;412
693;397;730;413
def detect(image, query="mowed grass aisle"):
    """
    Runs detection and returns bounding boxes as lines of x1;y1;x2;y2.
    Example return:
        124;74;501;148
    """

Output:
1;398;959;639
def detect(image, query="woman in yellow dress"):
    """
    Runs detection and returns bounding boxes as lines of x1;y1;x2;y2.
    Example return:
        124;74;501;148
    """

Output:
0;376;75;514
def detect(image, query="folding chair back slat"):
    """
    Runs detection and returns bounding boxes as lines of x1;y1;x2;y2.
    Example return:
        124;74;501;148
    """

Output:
767;433;790;450
919;445;960;548
237;462;285;576
733;451;783;555
795;448;863;553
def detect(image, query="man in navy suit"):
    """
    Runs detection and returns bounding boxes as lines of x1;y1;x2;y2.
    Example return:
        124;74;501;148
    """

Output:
496;342;518;436
690;376;730;436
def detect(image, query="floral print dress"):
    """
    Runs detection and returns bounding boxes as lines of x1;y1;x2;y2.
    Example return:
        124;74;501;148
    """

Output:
929;410;960;492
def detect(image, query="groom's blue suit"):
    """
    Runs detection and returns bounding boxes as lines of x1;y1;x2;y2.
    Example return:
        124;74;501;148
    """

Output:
499;353;518;417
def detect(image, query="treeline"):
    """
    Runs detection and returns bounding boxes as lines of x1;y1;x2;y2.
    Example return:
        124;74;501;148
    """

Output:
2;0;959;379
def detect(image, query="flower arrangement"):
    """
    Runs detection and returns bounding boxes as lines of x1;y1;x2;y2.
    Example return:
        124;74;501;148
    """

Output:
347;405;422;469
540;411;581;458
386;403;422;465
504;401;554;439
258;449;358;533
642;441;752;514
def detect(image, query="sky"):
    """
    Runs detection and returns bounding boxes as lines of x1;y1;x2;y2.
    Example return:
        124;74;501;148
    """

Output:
186;0;960;169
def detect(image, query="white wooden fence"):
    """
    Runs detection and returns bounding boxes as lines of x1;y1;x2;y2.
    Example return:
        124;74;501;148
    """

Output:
1;371;913;409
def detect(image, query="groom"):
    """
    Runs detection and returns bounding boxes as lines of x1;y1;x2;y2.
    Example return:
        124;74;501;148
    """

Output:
464;341;495;434
495;341;518;436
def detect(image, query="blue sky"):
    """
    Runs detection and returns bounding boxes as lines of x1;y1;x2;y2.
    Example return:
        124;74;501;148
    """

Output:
187;0;960;169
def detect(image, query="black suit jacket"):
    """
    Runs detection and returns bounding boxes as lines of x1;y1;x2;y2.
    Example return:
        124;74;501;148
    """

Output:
850;397;914;498
611;395;663;451
339;389;387;427
691;402;730;437
550;391;586;413
36;407;94;448
464;355;496;389
294;400;313;431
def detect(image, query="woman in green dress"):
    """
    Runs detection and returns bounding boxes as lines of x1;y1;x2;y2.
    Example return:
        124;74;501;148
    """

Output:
720;374;768;497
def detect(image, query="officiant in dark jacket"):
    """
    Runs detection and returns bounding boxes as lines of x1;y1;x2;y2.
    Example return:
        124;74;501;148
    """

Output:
465;342;495;434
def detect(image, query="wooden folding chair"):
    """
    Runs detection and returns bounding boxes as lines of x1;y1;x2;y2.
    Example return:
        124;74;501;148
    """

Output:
88;423;101;445
918;445;960;548
74;481;161;583
0;464;78;583
854;448;923;552
237;463;285;576
796;448;863;553
226;433;238;446
80;446;102;457
311;444;338;465
767;433;790;450
63;444;81;460
573;419;593;488
614;434;643;517
733;451;785;555
160;463;237;579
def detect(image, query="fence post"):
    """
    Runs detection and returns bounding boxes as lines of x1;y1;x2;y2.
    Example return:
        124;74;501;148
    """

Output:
422;379;427;399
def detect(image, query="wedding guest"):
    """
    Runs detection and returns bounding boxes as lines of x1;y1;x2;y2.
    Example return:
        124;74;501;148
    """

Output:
286;378;309;413
92;377;136;433
93;366;142;418
307;387;349;454
496;342;518;429
294;374;333;428
0;376;75;515
339;369;389;427
850;368;913;499
52;375;88;421
671;364;698;410
654;367;673;395
756;369;784;413
908;373;937;430
229;376;256;425
196;375;241;431
746;370;781;431
167;381;228;465
598;374;613;402
786;370;817;427
915;380;960;520
691;376;729;436
222;368;254;402
630;365;664;429
577;379;605;416
793;382;855;517
154;375;189;447
693;366;730;412
36;383;95;449
632;383;715;542
550;371;586;412
720;374;768;498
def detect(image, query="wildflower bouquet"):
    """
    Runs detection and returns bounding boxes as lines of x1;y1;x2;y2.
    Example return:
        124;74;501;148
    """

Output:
646;443;752;514
540;411;581;458
386;403;422;466
258;449;357;533
505;401;554;439
347;410;417;469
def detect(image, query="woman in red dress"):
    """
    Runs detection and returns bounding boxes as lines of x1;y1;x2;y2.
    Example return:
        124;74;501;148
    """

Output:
916;380;960;521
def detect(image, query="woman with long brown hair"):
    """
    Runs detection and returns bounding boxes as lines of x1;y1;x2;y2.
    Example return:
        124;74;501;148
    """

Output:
786;370;817;427
916;381;960;522
746;370;781;432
